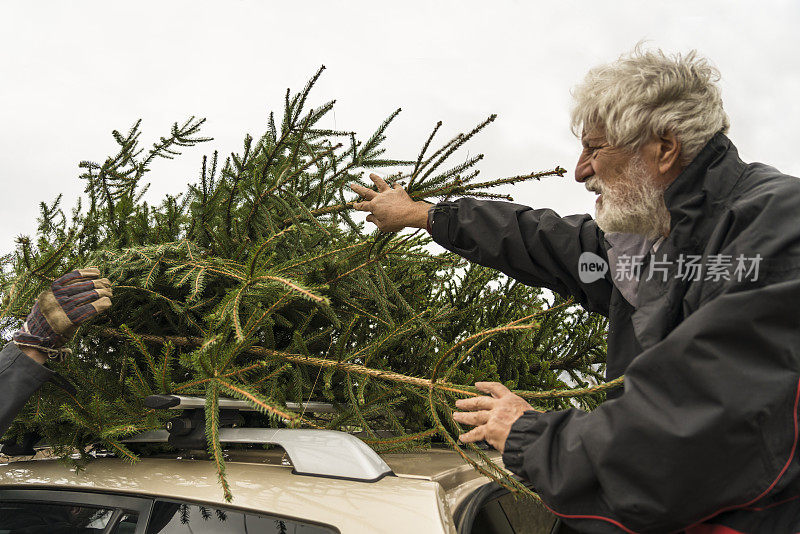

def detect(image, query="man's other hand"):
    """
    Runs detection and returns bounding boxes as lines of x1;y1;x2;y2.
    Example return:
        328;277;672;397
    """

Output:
12;267;113;359
349;173;432;232
452;382;540;452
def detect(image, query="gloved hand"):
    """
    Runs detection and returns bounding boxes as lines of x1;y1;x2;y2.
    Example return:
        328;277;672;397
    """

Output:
12;267;113;357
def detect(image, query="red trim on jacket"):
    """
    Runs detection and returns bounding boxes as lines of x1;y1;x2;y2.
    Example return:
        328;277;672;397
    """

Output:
684;525;745;534
685;377;800;528
540;503;638;534
743;493;800;512
542;377;800;534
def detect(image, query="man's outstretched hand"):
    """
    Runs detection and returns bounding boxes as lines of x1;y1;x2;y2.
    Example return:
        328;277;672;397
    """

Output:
452;382;540;452
13;267;113;363
350;173;432;233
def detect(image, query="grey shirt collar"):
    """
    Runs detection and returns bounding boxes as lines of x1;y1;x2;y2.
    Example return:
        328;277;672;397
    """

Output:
605;232;665;308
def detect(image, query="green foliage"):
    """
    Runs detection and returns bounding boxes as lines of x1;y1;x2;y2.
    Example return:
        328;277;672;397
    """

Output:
0;66;610;501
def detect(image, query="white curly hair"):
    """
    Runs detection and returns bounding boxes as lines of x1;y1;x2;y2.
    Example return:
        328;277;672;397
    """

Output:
571;45;730;166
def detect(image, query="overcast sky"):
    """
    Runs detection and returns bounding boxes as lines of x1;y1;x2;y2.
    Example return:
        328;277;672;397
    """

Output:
2;1;799;254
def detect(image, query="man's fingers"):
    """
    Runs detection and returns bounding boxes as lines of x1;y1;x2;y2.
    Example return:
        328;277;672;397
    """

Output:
76;267;101;278
95;287;113;299
93;278;112;290
57;280;101;297
55;267;101;287
352;201;372;212
89;297;113;315
349;183;377;200
455;396;495;411
368;173;391;192
452;410;490;426
62;299;110;330
366;214;378;225
475;381;512;398
458;425;486;444
56;277;111;297
63;289;112;310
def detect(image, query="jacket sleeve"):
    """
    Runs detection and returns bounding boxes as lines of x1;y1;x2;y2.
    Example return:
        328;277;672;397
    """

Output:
502;274;800;533
0;342;53;437
429;198;613;315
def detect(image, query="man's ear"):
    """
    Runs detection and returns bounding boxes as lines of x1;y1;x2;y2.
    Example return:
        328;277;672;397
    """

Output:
656;131;682;175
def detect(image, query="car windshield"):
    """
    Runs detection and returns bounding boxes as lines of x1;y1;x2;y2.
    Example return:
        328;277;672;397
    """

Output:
0;502;117;534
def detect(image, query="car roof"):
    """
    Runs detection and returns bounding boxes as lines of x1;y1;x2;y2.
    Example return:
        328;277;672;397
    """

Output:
0;447;501;533
382;447;504;509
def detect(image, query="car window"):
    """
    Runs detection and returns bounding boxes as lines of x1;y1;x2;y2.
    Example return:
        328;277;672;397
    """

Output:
146;501;336;534
0;490;150;534
112;513;140;534
0;502;121;534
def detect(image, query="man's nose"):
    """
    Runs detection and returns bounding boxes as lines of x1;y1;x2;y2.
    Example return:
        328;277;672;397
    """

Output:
574;152;593;183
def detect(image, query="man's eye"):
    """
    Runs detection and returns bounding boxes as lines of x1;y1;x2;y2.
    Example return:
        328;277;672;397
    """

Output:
586;144;608;155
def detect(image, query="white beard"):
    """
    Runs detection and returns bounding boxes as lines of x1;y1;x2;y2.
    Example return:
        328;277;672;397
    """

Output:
587;155;671;240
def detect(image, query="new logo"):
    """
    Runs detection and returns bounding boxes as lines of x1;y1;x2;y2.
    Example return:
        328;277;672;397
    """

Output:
578;252;608;283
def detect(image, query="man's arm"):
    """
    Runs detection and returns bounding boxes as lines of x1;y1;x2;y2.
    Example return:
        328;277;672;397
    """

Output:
488;276;800;532
429;198;612;315
351;174;613;315
17;346;46;365
0;343;54;437
1;267;113;439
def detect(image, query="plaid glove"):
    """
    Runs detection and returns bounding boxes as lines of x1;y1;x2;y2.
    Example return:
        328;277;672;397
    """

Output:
12;267;113;357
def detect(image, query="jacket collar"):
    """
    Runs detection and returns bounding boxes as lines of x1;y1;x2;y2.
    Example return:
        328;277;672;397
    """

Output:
661;132;744;250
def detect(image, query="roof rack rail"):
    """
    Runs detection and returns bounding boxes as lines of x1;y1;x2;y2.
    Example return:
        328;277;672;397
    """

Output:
122;395;393;482
123;429;393;482
144;394;336;413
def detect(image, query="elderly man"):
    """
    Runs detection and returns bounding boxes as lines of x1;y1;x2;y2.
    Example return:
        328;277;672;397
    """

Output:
351;48;800;533
0;268;113;439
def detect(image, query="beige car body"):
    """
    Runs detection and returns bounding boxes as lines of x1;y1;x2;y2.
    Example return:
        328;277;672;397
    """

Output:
0;447;552;533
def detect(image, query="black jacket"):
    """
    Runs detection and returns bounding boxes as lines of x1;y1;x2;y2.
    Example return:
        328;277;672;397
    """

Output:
0;342;53;437
429;134;800;533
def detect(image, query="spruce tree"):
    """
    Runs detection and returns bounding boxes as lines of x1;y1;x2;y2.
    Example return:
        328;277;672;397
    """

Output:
0;67;615;502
